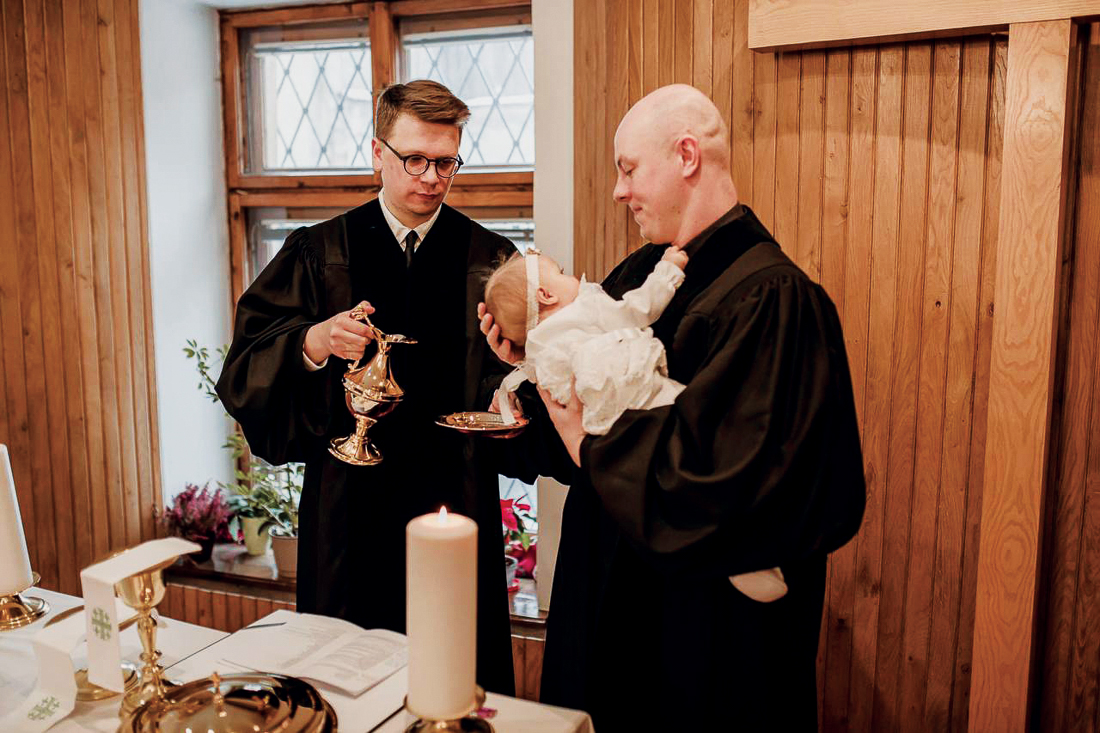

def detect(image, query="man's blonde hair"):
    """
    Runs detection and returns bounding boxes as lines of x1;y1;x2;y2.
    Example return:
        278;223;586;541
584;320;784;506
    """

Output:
484;254;530;346
375;80;471;140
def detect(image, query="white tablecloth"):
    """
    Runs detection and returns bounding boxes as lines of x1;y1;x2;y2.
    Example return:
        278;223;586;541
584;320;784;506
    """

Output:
0;589;593;733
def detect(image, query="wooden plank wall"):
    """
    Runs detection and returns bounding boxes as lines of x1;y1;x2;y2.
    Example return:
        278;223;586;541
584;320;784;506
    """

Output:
574;1;1008;730
1037;22;1100;733
160;582;296;633
0;0;160;595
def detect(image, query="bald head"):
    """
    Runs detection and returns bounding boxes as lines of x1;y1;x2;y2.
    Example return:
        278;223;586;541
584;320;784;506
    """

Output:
611;84;738;246
616;84;730;171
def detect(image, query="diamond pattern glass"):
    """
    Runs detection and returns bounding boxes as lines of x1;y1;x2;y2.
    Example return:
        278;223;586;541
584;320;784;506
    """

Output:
252;40;374;172
402;27;534;169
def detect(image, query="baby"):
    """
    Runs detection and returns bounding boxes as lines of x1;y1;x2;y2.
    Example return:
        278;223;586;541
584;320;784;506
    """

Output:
486;246;687;435
483;247;788;603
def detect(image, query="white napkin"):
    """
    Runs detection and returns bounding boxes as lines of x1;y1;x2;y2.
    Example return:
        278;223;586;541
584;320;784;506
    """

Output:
79;537;199;691
0;599;128;732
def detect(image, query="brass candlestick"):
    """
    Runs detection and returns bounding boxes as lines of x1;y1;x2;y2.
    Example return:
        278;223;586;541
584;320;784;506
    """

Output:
0;571;49;631
329;307;416;466
115;558;177;718
404;685;494;733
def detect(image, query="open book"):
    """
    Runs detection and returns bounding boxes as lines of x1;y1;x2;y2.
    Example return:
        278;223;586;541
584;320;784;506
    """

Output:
218;610;407;697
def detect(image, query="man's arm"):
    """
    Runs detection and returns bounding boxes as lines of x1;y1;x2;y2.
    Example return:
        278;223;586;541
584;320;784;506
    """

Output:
596;250;686;330
216;228;335;465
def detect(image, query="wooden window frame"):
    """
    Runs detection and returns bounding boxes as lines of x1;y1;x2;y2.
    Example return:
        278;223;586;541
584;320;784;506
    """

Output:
220;0;534;302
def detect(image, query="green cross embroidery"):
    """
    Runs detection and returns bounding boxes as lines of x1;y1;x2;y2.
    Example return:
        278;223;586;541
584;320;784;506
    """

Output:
91;607;112;641
26;696;59;721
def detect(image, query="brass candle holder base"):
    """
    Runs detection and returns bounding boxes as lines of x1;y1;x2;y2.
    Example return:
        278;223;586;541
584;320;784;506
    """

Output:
404;686;494;733
0;571;49;631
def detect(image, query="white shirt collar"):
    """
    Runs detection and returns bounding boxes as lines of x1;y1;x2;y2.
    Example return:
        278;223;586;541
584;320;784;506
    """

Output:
378;189;443;251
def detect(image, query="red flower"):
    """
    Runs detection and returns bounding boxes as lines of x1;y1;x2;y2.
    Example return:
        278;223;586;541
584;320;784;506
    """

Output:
507;540;537;578
500;499;519;532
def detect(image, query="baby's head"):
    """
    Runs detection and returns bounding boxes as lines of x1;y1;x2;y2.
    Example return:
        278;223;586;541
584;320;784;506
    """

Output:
484;252;580;346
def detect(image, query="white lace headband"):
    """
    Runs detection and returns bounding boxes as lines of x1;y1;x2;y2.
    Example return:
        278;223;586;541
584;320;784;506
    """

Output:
525;248;542;333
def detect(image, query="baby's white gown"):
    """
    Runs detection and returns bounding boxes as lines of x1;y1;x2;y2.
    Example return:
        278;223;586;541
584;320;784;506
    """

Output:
510;259;686;435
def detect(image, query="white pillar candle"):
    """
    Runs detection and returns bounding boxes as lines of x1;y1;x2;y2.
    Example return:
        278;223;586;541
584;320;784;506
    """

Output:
406;507;478;720
0;444;33;595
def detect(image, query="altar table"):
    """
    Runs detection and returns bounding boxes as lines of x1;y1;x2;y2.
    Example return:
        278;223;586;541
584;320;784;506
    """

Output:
0;589;593;733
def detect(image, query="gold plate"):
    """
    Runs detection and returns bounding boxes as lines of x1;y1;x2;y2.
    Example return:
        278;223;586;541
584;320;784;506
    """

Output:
435;411;529;438
122;671;337;733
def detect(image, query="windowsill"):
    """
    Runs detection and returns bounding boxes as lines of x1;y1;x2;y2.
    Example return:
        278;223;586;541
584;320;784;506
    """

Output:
509;578;547;639
166;543;295;600
166;543;548;631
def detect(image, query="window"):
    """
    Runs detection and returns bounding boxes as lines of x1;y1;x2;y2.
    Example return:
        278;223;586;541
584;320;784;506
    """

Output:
401;17;534;169
242;21;374;173
221;2;534;302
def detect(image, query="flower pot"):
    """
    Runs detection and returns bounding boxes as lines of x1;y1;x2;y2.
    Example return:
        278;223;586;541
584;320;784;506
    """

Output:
241;515;272;556
185;537;215;565
269;528;298;580
504;554;519;592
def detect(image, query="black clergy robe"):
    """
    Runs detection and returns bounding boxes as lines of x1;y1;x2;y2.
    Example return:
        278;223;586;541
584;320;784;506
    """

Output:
215;199;516;696
503;205;866;730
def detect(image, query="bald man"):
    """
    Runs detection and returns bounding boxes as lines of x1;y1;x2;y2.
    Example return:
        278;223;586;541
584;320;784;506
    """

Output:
481;84;866;729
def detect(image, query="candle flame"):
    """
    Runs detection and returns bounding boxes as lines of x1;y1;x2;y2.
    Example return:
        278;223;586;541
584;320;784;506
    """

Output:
438;506;448;523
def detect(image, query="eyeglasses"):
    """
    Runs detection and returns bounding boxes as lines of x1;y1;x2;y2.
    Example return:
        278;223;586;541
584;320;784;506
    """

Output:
378;138;464;178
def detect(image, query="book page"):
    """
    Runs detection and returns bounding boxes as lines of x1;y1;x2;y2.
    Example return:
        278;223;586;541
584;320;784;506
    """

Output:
223;612;407;697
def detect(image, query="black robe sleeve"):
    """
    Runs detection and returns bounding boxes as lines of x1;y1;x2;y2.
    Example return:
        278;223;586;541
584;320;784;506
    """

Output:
580;270;866;578
215;228;333;465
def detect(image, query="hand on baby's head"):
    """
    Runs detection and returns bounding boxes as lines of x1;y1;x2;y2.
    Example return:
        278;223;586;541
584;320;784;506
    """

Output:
661;246;689;270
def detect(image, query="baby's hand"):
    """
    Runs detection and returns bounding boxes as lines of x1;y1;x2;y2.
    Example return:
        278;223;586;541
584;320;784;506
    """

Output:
661;246;688;270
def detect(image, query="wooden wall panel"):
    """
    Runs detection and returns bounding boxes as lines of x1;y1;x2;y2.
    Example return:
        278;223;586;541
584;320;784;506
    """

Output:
160;583;298;631
0;0;159;595
574;2;1011;728
970;19;1078;731
1037;22;1100;733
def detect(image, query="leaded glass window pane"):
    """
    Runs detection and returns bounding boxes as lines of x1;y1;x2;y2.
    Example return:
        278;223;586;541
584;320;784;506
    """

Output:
243;21;374;174
401;24;534;170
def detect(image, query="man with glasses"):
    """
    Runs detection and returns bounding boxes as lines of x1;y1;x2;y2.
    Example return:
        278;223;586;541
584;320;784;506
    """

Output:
217;80;517;696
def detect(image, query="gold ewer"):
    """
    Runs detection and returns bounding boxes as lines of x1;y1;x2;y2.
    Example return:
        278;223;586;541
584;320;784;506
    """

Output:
329;306;416;466
115;558;177;720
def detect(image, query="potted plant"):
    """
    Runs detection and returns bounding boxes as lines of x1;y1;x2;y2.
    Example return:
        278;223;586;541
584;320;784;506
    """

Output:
267;491;300;580
158;483;236;563
224;441;302;577
184;340;304;575
222;431;304;560
501;499;537;592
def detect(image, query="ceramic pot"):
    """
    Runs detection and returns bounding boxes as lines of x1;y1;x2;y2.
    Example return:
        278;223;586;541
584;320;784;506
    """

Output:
270;528;298;580
241;515;272;556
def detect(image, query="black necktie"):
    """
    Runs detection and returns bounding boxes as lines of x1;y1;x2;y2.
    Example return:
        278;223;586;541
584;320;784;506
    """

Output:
405;231;418;268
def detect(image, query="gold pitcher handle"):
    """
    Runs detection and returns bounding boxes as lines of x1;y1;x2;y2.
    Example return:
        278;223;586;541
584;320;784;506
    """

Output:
347;304;383;371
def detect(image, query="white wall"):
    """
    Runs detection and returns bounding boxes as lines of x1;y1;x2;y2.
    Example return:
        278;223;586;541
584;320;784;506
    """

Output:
531;0;573;612
140;0;234;502
532;0;573;274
